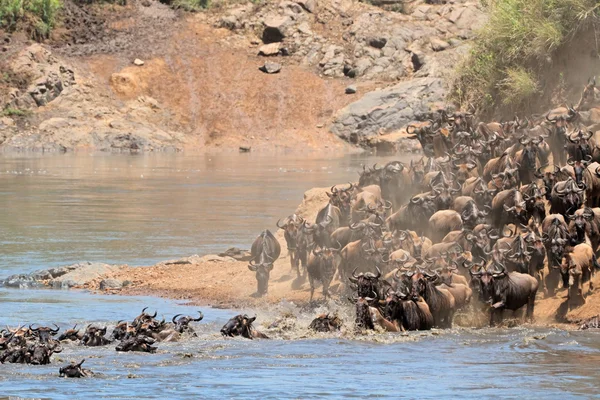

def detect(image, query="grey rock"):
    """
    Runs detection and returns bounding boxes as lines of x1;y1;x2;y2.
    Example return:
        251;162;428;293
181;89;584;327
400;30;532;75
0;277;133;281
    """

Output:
99;278;123;290
49;262;118;288
430;38;450;52
263;16;292;43
259;62;282;74
330;77;446;144
258;43;281;56
367;37;387;49
354;58;372;77
345;85;357;94
295;0;316;13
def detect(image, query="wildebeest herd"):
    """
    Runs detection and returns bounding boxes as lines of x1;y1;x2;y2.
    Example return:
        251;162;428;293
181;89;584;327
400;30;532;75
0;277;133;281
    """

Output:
250;77;600;332
0;307;286;377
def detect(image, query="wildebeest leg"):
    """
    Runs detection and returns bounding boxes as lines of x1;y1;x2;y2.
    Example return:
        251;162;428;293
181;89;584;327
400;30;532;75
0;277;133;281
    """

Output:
526;294;535;321
322;280;329;300
309;277;315;302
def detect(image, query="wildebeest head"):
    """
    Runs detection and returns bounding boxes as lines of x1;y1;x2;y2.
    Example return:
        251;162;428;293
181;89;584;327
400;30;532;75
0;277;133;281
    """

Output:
560;250;578;289
277;215;303;252
308;314;343;332
503;190;528;226
567;156;593;184
59;359;91;378
29;341;63;365
327;184;354;222
358;164;382;187
569;207;594;244
409;193;438;220
461;201;489;228
115;335;157;353
171;311;204;334
349;266;382;298
471;262;507;304
132;307;158;327
452;160;477;185
220;314;257;339
506;235;531;274
111;321;129;341
57;325;81;342
518;136;539;169
555;179;586;215
248;258;274;296
354;297;376;330
566;130;594;161
30;324;60;344
409;158;426;184
545;237;568;269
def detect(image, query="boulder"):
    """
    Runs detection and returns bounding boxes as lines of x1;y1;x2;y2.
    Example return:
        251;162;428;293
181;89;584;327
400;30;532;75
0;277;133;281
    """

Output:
430;38;450;52
345;85;357;94
259;62;282;74
99;278;124;290
133;59;145;66
367;37;387;49
258;43;281;56
295;0;316;13
330;77;446;144
263;16;292;43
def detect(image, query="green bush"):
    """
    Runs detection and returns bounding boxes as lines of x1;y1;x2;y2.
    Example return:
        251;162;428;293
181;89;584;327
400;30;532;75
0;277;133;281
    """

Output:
2;107;31;116
452;0;600;115
0;0;61;37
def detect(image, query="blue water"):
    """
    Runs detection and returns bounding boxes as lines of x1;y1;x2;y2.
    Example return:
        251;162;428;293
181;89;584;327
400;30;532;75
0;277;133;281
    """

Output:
1;288;599;399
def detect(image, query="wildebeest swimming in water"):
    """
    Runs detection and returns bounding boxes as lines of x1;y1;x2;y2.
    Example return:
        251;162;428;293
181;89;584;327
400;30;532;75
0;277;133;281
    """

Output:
308;314;342;332
59;359;93;378
220;315;269;339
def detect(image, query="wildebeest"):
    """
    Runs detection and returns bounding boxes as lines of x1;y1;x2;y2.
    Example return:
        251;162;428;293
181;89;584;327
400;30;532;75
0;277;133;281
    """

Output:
471;262;538;326
80;325;112;347
220;315;268;339
277;214;305;276
248;229;281;296
171;311;204;335
409;269;456;328
59;359;93;378
115;335;157;353
560;243;598;310
308;314;343;332
307;246;339;301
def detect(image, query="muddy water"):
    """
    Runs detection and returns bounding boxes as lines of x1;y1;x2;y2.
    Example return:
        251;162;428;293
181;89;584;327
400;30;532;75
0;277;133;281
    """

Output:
0;152;405;275
1;152;599;398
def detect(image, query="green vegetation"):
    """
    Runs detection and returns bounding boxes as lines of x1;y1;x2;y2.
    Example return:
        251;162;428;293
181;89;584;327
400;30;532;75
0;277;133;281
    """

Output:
2;107;31;117
170;0;210;11
452;0;600;115
0;0;61;38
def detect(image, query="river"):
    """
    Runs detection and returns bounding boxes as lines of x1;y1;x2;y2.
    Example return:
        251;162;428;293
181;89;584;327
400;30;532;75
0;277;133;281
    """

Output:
0;152;598;399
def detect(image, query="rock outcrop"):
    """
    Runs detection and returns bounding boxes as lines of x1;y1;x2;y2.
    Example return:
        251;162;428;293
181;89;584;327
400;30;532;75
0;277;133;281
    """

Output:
1;262;118;289
330;77;446;144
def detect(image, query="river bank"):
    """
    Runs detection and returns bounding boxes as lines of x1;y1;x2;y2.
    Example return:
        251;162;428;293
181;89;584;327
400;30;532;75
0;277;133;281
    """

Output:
2;182;598;328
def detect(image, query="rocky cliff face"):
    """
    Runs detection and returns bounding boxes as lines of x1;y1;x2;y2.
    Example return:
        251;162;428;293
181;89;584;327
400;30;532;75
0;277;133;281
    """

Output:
0;0;486;152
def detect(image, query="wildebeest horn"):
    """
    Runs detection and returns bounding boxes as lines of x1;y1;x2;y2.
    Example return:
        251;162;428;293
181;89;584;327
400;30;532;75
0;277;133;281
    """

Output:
410;196;422;204
193;311;204;321
51;324;60;334
172;314;182;324
276;218;285;228
29;324;39;332
567;157;576;166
